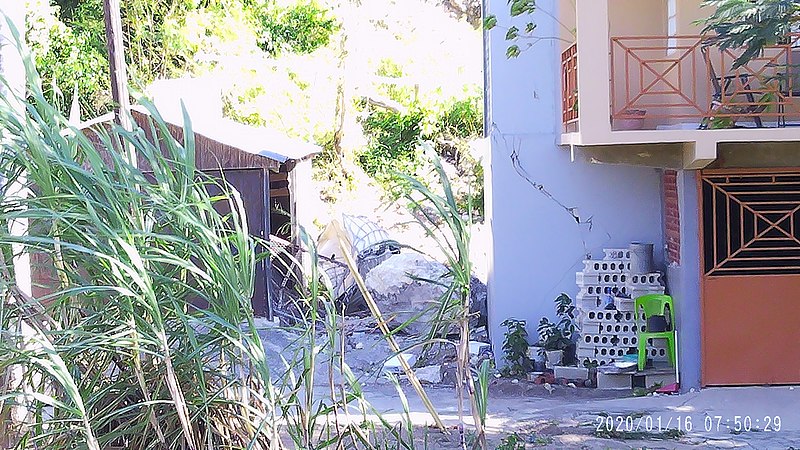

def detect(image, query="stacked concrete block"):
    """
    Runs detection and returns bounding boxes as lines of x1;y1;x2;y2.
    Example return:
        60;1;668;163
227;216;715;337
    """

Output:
575;248;666;368
596;371;633;390
554;365;589;380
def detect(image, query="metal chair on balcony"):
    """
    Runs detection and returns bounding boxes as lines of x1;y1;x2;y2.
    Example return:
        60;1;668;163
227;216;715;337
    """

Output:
699;45;766;129
776;47;800;127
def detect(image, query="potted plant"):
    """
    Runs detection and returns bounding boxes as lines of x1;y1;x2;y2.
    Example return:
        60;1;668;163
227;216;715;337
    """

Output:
554;293;578;365
537;294;579;367
613;108;647;130
537;318;571;368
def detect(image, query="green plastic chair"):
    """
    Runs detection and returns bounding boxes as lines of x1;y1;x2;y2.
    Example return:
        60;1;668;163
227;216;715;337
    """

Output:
635;294;676;371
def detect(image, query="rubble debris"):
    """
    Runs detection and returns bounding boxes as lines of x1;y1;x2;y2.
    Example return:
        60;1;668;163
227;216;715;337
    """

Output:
529;372;556;385
656;382;679;394
382;353;418;374
414;365;443;384
469;275;488;328
366;253;451;335
440;362;458;385
316;215;400;307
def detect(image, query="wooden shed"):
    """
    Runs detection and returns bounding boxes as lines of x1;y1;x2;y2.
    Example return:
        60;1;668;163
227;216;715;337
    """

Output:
31;104;319;319
131;107;319;317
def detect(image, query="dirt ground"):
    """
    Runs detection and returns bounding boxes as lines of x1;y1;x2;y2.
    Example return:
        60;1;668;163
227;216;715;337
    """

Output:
255;321;800;449
361;381;800;449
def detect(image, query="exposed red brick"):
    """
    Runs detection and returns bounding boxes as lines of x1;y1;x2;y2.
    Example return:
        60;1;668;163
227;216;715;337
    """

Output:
663;170;681;265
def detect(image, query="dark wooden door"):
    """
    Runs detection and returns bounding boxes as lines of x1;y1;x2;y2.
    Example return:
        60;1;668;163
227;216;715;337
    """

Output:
700;169;800;385
205;168;271;318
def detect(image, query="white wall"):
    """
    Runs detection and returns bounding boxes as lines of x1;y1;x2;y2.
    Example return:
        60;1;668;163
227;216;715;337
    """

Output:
485;0;665;357
1;3;31;298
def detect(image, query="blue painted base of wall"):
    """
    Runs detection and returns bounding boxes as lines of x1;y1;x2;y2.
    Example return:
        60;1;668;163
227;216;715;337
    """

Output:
486;131;665;367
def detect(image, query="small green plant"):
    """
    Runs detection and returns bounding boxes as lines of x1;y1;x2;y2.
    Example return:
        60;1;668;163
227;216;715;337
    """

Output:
708;116;736;129
537;294;577;363
537;318;571;353
500;318;533;377
436;96;483;140
594;427;684;441
554;293;577;338
495;432;526;450
528;433;554;446
632;382;663;397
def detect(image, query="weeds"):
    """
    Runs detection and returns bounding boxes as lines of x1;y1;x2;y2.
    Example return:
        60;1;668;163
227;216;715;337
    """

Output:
391;151;485;449
632;383;663;397
0;46;274;447
593;427;685;441
0;22;490;449
495;432;526;450
0;27;438;449
500;318;533;377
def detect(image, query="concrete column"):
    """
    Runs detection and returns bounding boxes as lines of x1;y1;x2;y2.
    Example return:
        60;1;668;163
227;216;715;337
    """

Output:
0;3;25;100
574;0;611;143
665;170;702;390
1;2;31;298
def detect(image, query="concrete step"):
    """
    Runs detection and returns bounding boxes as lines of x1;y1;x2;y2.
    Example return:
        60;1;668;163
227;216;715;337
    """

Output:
596;364;677;390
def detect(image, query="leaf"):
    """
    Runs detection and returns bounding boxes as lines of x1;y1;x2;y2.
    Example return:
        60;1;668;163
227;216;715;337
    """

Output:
506;44;521;58
509;0;537;17
505;25;520;40
525;22;537;33
484;15;498;30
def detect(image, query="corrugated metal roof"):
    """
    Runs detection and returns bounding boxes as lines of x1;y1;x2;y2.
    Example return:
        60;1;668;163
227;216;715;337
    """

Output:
130;106;320;168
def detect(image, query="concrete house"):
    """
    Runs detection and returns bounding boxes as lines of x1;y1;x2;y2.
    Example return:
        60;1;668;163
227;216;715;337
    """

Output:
484;0;800;388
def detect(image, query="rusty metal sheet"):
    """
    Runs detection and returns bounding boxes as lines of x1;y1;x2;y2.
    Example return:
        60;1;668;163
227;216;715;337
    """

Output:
700;168;800;385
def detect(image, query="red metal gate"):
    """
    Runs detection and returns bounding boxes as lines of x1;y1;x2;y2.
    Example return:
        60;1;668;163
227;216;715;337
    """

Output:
700;169;800;385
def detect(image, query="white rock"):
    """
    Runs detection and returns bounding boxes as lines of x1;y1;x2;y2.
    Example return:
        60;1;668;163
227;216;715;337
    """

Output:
382;353;418;373
469;341;490;356
414;365;443;384
365;253;451;335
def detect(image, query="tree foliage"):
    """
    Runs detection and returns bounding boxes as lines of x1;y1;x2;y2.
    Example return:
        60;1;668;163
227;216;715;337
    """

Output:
483;0;538;58
26;0;110;114
434;0;482;28
255;1;338;55
25;0;339;118
701;0;800;67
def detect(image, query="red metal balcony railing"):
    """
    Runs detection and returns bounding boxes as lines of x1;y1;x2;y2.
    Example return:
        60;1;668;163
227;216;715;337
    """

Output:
561;42;578;127
609;34;800;130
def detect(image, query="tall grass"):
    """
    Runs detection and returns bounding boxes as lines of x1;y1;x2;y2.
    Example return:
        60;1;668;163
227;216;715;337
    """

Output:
392;147;486;450
0;27;282;447
0;22;489;449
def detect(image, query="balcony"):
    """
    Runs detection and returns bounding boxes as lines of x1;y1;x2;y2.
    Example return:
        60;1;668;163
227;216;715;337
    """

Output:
561;0;800;168
561;42;578;131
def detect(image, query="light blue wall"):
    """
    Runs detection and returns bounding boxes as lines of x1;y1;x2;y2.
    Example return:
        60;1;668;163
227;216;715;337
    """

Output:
666;170;702;390
485;0;665;359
